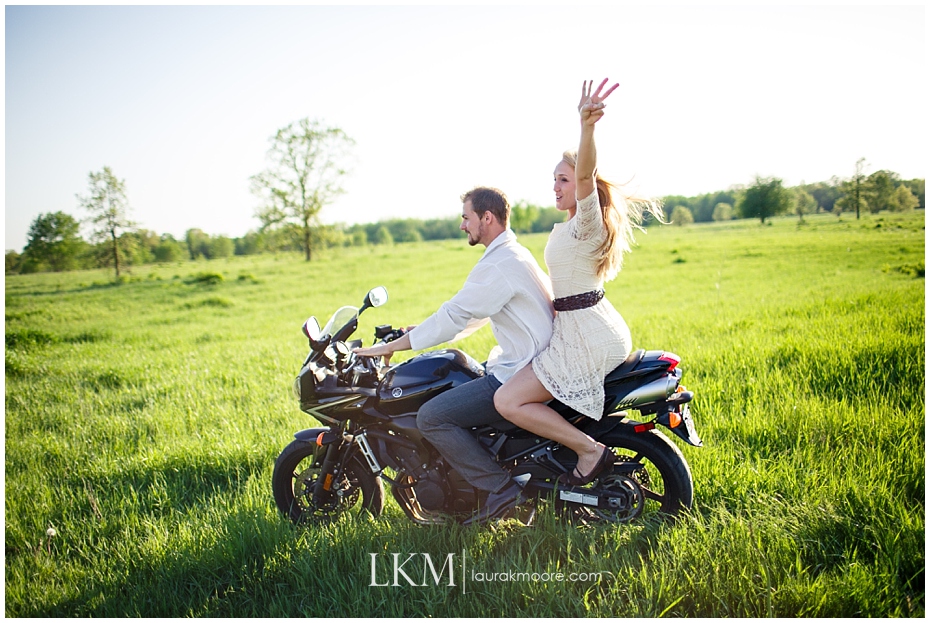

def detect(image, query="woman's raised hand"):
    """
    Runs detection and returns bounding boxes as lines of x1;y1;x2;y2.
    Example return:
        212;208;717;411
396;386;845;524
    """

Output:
578;78;619;126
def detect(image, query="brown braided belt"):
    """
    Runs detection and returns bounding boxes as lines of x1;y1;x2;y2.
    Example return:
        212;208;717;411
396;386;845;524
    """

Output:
553;289;605;312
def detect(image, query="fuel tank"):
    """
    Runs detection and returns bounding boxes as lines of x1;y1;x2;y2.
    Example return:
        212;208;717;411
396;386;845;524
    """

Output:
376;349;485;416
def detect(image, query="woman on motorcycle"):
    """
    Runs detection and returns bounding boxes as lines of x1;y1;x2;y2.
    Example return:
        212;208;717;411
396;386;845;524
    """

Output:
494;78;665;486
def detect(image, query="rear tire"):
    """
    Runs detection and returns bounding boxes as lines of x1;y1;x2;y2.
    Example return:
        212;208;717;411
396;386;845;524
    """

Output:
601;427;694;517
272;440;385;524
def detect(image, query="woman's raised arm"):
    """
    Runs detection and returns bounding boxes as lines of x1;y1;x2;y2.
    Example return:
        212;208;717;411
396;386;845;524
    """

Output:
575;78;618;200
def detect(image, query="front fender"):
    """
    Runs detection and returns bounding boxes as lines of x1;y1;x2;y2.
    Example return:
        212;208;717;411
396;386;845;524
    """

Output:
293;427;332;444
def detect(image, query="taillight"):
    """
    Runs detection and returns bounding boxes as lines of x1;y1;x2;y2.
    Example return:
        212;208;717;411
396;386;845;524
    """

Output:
658;352;680;372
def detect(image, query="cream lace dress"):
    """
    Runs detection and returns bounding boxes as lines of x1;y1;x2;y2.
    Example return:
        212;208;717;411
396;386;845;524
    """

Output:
531;188;632;420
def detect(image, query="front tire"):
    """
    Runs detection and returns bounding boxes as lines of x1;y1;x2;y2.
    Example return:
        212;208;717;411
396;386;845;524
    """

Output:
272;440;385;524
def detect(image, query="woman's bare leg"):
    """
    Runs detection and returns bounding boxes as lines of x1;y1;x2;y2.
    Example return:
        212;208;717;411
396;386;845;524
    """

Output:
494;365;606;478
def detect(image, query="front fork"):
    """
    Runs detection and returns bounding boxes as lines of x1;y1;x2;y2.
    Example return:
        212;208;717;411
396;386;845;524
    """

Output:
300;425;380;505
292;425;351;505
312;438;345;506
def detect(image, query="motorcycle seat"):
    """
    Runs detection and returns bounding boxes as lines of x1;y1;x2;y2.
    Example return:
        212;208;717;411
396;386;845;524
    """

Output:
604;349;645;383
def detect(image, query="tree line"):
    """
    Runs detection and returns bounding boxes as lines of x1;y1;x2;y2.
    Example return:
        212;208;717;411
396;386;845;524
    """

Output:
664;165;923;226
6;113;925;277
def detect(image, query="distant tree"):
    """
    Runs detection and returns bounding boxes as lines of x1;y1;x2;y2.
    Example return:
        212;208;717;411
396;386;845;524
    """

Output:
803;178;842;213
350;228;368;246
893;185;919;212
670;205;694;226
6;250;22;275
251;117;355;261
22;211;85;272
420;217;461;240
838;158;868;220
374;226;393;245
77;166;135;278
865;170;899;213
259;223;302;254
738;176;792;224
662;196;691;215
833;192;863;217
153;234;185;263
185;228;210;260
712;202;733;221
901;179;925;210
314;224;349;249
793;188;817;223
125;228;159;265
532;207;565;233
207;235;234;259
234;231;264;256
510;201;540;233
383;219;423;243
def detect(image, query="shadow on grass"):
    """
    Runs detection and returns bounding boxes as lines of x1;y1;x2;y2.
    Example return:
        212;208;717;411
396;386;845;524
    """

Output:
31;485;675;617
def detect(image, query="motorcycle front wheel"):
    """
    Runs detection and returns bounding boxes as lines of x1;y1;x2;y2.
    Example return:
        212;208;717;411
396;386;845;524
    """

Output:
272;440;385;524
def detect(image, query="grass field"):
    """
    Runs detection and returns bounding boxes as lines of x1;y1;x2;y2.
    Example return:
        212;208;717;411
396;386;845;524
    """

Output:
4;211;925;616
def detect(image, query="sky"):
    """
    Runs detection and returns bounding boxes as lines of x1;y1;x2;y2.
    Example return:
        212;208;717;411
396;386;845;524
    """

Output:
4;3;927;252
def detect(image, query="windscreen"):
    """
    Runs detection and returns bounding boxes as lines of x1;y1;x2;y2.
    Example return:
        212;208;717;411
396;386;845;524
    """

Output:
321;306;358;338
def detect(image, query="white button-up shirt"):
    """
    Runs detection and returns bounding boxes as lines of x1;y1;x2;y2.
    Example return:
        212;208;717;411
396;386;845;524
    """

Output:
408;230;555;383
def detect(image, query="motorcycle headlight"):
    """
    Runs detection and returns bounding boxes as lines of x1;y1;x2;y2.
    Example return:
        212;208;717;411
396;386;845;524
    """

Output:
292;376;302;401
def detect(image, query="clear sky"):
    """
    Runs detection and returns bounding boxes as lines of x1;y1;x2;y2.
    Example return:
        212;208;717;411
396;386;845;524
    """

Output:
4;4;927;252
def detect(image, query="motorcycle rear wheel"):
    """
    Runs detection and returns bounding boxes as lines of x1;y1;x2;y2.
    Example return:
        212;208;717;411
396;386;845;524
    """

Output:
272;440;385;524
604;428;694;517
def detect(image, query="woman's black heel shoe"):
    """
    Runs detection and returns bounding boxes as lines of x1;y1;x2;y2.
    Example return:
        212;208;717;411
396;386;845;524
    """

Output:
559;445;614;486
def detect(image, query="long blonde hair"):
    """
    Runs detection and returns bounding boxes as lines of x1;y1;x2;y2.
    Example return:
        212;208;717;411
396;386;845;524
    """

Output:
562;151;665;281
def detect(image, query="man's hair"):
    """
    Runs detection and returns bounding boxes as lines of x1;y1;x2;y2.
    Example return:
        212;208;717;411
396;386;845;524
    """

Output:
461;187;509;226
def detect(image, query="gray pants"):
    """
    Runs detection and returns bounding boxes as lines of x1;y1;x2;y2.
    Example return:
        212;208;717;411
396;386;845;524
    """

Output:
416;374;512;494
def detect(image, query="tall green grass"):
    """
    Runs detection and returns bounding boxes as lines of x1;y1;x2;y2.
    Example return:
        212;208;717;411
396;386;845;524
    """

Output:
5;211;924;616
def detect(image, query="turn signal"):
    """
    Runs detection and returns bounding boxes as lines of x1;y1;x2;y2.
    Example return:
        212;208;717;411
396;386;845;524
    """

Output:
668;410;682;428
315;431;339;446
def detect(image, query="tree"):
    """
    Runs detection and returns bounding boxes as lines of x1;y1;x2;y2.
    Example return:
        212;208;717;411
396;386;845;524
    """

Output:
833;192;863;217
350;229;368;246
804;178;842;213
250;118;355;261
893;185;919;212
738;176;792;224
207;235;234;259
185;228;210;260
712;202;733;221
838;158;868;220
865;170;899;213
901;179;925;210
22;211;85;272
670;205;694;226
154;235;185;263
793;188;817;223
511;201;540;233
6;250;23;275
77;166;135;277
234;231;264;255
374;225;394;245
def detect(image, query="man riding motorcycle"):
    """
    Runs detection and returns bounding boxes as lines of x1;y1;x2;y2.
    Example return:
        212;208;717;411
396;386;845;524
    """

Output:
354;186;554;524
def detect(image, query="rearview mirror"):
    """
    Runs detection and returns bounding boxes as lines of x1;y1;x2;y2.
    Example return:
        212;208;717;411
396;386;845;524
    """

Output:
302;316;321;341
367;286;388;308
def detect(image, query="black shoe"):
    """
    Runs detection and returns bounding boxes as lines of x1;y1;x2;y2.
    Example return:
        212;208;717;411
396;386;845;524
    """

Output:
462;482;522;526
558;445;614;487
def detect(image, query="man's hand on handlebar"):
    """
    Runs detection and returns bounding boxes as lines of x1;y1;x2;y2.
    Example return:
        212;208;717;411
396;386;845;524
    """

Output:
353;326;415;367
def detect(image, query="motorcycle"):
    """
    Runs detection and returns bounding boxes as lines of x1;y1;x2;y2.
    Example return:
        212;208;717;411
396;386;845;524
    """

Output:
273;287;702;526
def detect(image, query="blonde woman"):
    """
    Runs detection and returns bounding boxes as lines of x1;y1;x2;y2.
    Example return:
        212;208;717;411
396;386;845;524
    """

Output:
494;78;664;486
